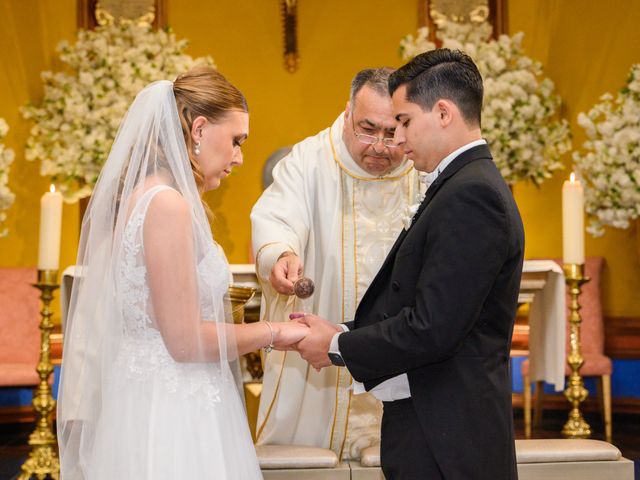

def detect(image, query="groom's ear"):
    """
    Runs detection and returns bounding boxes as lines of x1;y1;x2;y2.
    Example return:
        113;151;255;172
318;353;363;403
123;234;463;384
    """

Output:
191;116;207;142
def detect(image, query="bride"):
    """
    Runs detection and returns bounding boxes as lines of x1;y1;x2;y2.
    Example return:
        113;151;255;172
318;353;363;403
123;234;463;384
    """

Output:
57;66;308;479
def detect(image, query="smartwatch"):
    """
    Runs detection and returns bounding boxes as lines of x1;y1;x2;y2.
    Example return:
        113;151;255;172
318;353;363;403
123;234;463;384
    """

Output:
328;352;346;367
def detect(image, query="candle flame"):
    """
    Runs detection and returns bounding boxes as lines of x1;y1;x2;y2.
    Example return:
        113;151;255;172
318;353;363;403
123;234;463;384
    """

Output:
49;184;56;193
570;172;576;182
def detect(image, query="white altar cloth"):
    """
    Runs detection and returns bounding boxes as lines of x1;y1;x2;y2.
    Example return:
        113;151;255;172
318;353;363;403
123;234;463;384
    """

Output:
522;260;566;391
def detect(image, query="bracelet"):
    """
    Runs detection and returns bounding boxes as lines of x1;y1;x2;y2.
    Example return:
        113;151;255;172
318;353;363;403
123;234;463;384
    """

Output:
263;321;275;353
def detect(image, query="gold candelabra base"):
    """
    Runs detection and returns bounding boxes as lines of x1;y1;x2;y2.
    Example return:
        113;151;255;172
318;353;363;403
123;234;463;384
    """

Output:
229;285;256;324
19;270;60;480
561;263;592;439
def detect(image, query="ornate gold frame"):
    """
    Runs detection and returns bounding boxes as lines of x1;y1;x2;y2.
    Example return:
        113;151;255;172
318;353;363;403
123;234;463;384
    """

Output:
77;0;166;29
418;0;508;42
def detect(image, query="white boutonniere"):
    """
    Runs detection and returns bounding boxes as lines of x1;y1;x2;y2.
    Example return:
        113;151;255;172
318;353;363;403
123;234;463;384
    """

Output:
402;194;424;230
402;172;431;230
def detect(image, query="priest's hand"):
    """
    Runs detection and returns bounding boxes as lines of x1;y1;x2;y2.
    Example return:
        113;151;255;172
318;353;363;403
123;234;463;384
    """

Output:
270;251;303;295
293;314;341;370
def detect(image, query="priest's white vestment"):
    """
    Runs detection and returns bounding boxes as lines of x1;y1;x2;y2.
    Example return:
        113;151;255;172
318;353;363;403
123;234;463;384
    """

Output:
251;113;421;458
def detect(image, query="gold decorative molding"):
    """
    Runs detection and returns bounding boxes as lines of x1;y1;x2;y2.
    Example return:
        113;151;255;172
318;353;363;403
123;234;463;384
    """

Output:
418;0;508;41
430;0;489;26
77;0;166;29
281;0;299;73
95;0;155;26
636;219;640;262
228;285;264;380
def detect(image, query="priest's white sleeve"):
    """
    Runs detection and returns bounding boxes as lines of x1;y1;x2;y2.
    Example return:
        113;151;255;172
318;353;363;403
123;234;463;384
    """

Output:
251;144;312;266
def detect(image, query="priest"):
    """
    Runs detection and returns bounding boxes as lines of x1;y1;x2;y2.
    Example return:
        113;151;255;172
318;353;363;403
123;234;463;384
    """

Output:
251;67;423;458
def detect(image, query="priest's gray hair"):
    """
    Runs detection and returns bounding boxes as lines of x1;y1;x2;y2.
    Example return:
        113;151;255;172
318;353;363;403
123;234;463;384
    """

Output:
349;67;395;104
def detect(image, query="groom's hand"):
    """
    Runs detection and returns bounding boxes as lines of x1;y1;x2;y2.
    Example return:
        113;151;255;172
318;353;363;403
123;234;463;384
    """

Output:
294;314;341;370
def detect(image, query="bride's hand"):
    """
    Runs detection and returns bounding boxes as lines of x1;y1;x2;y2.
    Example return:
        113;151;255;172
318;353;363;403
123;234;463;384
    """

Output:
272;321;309;350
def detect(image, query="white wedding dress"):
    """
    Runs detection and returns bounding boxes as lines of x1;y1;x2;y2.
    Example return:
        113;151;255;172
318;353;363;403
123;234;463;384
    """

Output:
84;185;262;479
58;80;263;479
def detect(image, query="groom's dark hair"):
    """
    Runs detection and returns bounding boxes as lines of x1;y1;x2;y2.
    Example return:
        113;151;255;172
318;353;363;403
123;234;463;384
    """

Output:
389;48;483;127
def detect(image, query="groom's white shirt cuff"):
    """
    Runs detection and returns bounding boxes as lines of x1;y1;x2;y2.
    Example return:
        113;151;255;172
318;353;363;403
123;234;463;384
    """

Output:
330;327;411;402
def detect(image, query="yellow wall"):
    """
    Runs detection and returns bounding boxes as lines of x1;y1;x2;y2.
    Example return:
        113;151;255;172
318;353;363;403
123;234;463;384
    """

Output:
1;0;639;317
166;0;419;261
509;0;640;317
0;0;79;274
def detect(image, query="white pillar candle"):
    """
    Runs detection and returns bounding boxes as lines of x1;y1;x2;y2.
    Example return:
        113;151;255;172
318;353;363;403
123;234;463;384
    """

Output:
562;173;585;265
38;185;63;270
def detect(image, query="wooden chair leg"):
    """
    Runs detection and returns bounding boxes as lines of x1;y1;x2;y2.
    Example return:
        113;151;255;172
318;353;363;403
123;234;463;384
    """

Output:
596;375;604;413
533;380;544;427
602;374;612;443
523;373;532;438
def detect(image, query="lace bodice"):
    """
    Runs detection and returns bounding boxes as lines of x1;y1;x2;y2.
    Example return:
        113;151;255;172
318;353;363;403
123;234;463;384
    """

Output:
114;186;230;404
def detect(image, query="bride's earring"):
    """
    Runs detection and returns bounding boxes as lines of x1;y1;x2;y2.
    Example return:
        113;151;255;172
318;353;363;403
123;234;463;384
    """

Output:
194;141;201;156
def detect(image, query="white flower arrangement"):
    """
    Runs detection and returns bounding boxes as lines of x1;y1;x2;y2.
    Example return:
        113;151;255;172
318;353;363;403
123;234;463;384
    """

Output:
573;64;640;236
0;118;16;237
399;23;571;186
23;23;213;202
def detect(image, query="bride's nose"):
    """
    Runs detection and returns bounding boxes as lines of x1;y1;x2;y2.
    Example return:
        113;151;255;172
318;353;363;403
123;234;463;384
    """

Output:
232;149;244;166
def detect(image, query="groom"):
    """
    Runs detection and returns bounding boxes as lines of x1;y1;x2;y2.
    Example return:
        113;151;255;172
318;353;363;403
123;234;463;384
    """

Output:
292;49;524;479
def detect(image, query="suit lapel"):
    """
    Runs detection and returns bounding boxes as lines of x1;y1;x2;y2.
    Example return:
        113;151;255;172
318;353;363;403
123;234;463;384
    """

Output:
355;144;494;320
409;144;493;227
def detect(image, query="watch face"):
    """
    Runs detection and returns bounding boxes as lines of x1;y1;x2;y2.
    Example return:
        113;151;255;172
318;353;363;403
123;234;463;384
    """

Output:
328;352;345;367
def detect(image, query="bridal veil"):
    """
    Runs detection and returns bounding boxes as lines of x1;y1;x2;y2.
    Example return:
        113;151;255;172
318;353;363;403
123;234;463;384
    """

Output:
57;79;255;478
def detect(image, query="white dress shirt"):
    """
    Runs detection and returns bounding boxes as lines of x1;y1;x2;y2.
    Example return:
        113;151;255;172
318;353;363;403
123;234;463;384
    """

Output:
329;139;488;402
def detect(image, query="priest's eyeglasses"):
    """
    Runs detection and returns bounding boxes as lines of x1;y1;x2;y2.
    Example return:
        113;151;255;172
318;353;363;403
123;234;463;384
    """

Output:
351;115;398;148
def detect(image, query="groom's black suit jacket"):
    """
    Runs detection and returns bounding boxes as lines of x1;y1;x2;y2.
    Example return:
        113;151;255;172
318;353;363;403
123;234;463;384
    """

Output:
340;144;523;479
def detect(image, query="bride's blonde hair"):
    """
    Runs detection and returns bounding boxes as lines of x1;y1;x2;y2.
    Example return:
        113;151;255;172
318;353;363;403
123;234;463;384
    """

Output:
173;66;248;197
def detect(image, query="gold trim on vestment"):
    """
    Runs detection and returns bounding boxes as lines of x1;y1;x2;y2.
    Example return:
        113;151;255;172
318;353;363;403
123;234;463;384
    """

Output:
254;241;297;266
326;136;350;455
338;389;353;460
255;350;288;443
352;183;358;302
329;166;347;454
340;170;345;331
328;125;417;457
254;241;296;443
329;366;354;453
329;366;342;449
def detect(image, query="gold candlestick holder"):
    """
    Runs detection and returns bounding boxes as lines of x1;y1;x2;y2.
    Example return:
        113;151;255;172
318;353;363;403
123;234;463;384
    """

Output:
229;284;257;324
561;263;592;439
229;285;263;379
19;270;60;480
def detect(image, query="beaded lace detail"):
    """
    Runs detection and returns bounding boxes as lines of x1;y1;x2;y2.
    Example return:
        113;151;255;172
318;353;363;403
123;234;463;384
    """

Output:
114;187;229;406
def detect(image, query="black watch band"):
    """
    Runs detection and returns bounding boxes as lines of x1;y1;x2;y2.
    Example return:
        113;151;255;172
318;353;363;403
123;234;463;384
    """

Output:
328;352;346;367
